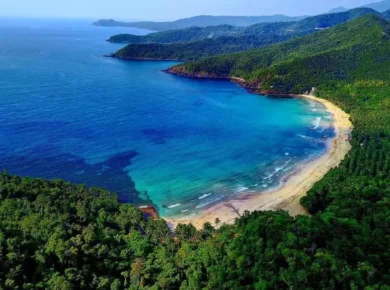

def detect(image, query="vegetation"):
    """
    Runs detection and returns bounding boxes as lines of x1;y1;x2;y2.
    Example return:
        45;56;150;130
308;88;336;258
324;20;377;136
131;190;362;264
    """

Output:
108;25;239;44
93;15;305;31
113;35;291;61
2;14;390;289
111;8;387;61
174;15;390;80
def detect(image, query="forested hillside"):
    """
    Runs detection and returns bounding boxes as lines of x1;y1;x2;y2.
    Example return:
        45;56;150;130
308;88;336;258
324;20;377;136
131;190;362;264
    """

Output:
112;35;289;61
107;25;240;44
1;14;390;290
170;15;390;81
111;8;386;61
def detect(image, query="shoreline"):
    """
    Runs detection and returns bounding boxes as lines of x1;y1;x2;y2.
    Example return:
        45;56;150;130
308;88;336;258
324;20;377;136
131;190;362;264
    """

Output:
165;92;353;229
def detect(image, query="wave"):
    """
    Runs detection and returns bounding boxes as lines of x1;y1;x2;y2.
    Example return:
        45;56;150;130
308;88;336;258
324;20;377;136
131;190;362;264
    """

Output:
297;134;319;142
263;159;292;180
282;163;299;173
167;203;181;209
312;117;322;129
307;100;316;108
234;186;249;194
196;196;224;209
181;209;189;213
198;193;212;200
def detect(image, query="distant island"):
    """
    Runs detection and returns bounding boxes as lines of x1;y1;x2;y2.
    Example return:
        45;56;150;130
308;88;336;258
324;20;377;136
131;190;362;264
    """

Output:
93;14;307;31
108;8;388;61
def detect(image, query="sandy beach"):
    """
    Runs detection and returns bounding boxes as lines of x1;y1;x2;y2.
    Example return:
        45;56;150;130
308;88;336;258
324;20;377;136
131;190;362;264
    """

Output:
166;93;353;229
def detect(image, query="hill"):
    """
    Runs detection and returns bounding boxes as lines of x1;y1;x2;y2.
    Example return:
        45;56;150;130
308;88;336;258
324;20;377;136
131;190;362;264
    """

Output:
112;8;383;61
108;25;240;44
328;0;390;13
93;14;306;31
112;35;292;61
328;6;349;13
169;15;390;83
383;8;390;18
362;0;390;12
109;8;381;44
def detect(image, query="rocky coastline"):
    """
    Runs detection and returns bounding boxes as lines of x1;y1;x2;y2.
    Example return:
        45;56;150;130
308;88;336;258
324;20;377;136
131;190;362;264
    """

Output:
165;66;306;97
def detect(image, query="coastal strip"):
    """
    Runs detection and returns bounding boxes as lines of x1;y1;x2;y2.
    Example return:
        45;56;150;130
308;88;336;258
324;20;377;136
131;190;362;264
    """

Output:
166;92;353;229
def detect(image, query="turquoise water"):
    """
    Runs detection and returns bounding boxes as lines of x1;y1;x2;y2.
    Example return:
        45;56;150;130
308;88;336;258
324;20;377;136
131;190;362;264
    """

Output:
0;18;334;217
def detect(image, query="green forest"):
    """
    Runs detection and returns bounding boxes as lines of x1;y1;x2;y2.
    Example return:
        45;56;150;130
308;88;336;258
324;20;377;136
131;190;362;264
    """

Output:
1;13;390;290
111;8;388;61
113;36;290;61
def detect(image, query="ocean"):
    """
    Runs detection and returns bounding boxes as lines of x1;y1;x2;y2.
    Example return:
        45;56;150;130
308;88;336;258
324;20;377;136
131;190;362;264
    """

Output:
0;18;334;217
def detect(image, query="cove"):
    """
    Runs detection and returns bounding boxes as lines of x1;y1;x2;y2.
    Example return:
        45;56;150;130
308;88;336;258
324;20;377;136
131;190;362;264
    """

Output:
0;18;334;217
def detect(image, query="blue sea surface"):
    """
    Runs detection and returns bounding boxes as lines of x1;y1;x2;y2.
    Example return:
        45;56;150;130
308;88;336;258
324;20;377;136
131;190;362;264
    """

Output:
0;18;334;217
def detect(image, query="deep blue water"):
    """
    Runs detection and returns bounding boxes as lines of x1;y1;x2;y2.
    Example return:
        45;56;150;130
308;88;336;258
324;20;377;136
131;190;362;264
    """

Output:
0;18;334;217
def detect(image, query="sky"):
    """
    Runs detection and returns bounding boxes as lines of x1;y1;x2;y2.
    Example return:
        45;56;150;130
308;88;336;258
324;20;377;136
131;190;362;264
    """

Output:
0;0;380;21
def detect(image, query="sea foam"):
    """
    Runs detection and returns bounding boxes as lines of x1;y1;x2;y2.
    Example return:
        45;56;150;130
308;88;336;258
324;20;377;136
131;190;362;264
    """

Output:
198;193;212;200
167;203;181;209
312;117;322;129
196;196;224;209
263;159;292;180
234;186;249;194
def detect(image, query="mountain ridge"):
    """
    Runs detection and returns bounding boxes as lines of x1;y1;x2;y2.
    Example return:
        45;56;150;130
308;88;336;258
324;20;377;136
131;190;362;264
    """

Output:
93;14;307;31
111;8;386;61
328;0;390;13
